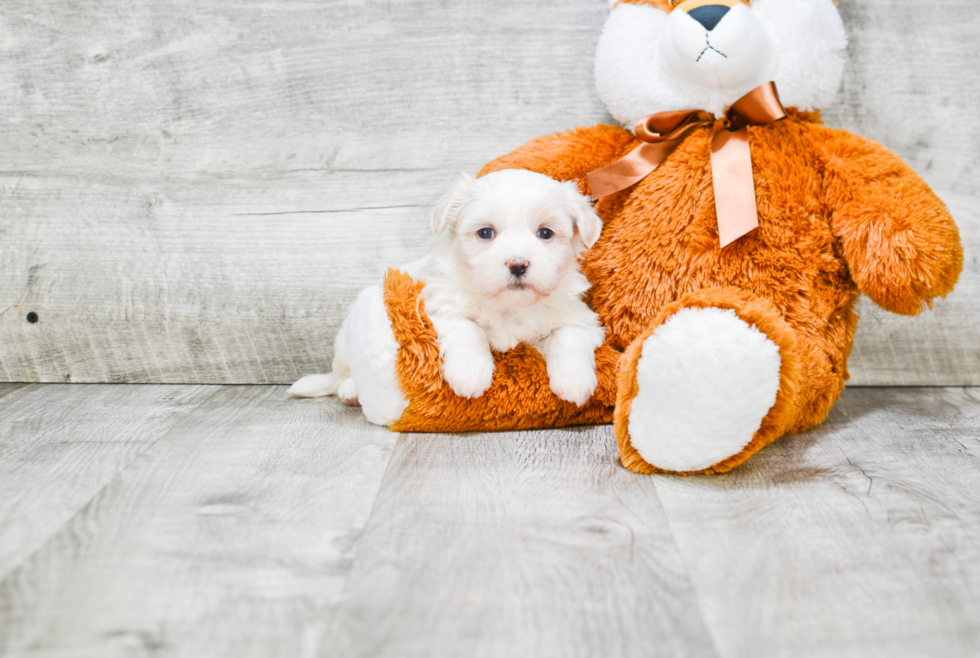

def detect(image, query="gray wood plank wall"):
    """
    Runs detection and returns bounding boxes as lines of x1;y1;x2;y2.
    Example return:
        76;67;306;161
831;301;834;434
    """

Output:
0;0;977;385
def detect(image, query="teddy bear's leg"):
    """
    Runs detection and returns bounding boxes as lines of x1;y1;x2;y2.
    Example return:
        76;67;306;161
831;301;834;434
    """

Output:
614;288;802;474
343;284;410;426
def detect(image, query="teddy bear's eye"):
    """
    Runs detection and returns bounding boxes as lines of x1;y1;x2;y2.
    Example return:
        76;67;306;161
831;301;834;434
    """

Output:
477;228;495;240
537;228;554;240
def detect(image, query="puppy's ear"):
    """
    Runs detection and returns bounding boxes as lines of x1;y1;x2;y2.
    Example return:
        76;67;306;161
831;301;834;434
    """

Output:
563;181;603;248
430;173;474;235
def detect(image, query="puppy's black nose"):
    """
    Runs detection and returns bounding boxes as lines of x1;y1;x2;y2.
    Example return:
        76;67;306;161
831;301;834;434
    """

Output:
507;259;529;278
688;5;730;31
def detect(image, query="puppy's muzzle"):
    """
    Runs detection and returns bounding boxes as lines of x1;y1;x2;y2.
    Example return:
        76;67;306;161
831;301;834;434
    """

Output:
507;258;530;278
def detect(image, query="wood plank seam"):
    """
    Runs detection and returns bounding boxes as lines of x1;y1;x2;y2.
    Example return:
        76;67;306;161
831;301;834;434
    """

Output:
647;477;725;658
0;385;222;584
315;429;407;651
231;204;428;217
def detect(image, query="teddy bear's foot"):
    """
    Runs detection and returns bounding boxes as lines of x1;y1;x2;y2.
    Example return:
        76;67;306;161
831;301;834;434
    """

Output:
615;289;802;474
344;285;409;426
625;308;780;471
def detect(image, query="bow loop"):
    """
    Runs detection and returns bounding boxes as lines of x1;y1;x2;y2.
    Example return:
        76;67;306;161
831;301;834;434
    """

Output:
726;80;786;129
634;110;713;143
586;81;787;247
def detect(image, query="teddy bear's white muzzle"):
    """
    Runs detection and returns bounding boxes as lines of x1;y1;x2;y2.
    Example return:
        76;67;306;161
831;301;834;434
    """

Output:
658;3;775;93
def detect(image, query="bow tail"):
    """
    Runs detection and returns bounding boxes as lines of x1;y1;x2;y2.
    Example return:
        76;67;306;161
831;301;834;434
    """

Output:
587;140;685;201
710;128;758;248
584;82;785;247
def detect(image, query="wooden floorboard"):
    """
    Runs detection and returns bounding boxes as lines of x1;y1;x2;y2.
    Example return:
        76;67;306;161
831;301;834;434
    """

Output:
651;387;980;658
1;385;978;657
320;425;717;658
0;384;27;401
0;384;218;580
0;386;398;658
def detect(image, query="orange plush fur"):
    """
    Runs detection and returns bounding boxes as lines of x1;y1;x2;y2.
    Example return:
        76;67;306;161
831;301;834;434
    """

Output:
383;107;961;473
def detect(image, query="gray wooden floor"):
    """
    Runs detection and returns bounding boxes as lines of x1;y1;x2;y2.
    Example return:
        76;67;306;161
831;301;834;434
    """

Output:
1;384;978;658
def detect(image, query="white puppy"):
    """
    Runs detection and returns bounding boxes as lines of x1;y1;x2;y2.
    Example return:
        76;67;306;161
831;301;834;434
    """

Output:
290;169;606;408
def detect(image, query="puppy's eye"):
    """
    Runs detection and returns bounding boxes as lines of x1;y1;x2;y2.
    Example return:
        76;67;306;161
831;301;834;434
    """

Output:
537;228;554;240
477;228;495;240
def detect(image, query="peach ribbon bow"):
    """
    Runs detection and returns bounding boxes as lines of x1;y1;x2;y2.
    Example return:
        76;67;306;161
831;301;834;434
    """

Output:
586;82;787;247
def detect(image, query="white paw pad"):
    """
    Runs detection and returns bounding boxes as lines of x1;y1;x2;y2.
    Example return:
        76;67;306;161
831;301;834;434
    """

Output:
628;308;782;472
442;353;494;399
548;359;598;407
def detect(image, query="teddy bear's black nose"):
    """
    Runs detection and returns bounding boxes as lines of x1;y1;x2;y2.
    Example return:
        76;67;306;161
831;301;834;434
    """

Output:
688;5;731;31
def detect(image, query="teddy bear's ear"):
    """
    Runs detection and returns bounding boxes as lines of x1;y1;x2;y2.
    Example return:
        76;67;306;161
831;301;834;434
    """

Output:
562;181;603;249
430;173;474;235
611;0;675;11
613;0;750;11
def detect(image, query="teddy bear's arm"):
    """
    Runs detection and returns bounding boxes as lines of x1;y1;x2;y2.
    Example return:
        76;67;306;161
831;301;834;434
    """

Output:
479;124;638;196
821;129;963;316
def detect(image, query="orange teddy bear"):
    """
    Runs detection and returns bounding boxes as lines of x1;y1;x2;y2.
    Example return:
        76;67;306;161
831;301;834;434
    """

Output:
337;0;963;474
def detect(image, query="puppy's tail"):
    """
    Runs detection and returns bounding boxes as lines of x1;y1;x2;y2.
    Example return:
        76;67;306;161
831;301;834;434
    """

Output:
289;373;341;398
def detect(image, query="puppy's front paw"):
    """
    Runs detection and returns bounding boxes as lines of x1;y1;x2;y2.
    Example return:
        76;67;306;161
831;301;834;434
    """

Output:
442;352;495;398
548;358;598;407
